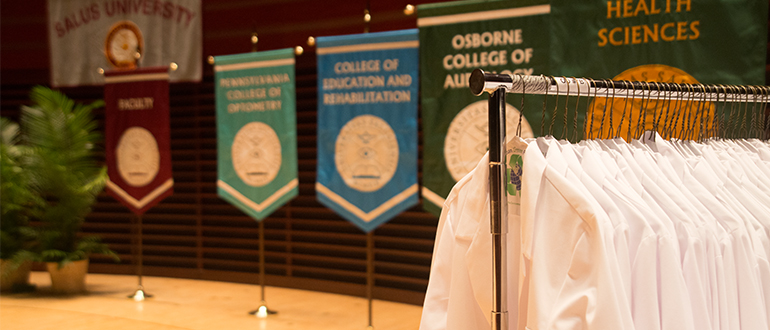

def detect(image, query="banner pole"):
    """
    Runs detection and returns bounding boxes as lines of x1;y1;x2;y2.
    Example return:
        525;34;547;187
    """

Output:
244;32;275;318
129;214;152;301
363;0;371;33
249;220;277;317
362;6;374;329
366;231;375;330
251;31;258;52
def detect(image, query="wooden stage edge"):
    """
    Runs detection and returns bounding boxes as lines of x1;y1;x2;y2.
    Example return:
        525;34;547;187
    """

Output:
26;262;428;306
0;272;424;330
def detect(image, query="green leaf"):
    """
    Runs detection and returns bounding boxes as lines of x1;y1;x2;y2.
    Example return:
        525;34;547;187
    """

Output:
14;86;115;263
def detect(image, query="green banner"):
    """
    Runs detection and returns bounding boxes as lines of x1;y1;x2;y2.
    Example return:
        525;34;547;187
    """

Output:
418;0;550;216
214;49;298;221
550;0;767;139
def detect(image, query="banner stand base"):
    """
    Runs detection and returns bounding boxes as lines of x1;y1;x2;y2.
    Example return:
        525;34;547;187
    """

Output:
248;301;278;318
128;286;153;301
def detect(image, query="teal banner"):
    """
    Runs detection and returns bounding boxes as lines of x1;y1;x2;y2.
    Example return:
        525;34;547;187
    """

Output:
417;0;550;216
315;29;419;233
214;49;298;220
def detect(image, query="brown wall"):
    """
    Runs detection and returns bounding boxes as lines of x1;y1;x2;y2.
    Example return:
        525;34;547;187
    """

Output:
1;0;444;305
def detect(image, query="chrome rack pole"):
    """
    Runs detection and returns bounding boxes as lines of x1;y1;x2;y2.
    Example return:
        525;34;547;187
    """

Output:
489;87;508;330
471;68;510;330
470;68;770;103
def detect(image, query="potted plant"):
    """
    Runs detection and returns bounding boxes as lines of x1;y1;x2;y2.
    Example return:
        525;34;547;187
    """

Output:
0;117;41;292
19;86;118;294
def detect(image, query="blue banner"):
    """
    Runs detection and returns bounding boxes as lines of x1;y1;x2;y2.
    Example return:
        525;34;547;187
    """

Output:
214;49;298;221
316;29;419;232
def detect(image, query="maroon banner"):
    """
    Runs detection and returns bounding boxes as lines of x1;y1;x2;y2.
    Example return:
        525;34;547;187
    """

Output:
104;67;173;214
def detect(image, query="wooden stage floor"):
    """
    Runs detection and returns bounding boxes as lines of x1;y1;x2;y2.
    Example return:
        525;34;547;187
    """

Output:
0;272;423;330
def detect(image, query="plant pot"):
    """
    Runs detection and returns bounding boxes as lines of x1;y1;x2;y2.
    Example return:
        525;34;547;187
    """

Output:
46;259;89;294
0;259;32;292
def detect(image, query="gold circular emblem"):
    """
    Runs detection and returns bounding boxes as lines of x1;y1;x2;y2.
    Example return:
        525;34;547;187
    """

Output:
116;127;160;187
445;100;533;182
586;64;714;140
334;115;399;192
232;122;282;187
105;20;143;69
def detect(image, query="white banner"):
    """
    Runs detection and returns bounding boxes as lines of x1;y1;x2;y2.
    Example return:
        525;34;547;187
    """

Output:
47;0;202;87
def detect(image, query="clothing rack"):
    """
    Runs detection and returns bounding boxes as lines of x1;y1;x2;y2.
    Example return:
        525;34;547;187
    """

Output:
467;68;770;330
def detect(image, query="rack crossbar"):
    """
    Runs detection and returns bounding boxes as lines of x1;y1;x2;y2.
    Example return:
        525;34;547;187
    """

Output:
470;69;770;103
